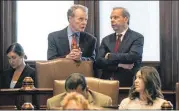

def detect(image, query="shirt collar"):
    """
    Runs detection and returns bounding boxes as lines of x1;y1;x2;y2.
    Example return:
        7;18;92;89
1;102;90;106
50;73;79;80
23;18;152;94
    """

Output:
67;26;80;37
116;27;128;40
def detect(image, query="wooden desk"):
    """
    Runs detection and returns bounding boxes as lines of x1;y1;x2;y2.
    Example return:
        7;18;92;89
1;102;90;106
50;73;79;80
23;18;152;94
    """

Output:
0;88;53;109
0;87;176;110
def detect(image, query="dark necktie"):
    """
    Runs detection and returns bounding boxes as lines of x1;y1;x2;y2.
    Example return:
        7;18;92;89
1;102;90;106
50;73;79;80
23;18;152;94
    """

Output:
71;33;78;49
114;34;122;53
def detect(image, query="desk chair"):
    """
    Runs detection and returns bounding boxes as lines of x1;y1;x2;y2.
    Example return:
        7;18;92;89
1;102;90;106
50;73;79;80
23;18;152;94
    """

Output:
53;77;119;105
36;58;94;88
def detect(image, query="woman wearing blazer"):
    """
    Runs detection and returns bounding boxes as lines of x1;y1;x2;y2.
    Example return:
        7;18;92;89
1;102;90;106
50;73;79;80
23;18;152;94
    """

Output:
1;43;36;88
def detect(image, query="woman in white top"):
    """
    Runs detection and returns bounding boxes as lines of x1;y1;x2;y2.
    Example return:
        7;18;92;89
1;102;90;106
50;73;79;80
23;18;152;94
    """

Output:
119;66;169;109
1;43;36;88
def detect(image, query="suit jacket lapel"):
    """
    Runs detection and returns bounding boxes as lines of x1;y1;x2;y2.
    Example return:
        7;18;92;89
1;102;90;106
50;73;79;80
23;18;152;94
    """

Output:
14;65;28;88
87;90;95;105
79;33;83;52
58;28;70;54
119;28;131;51
109;33;117;53
7;68;15;88
79;32;88;53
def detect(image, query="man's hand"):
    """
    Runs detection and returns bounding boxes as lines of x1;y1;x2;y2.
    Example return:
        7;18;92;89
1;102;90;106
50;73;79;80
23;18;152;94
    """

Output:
71;48;82;60
105;53;110;59
118;63;134;69
65;51;75;59
66;48;82;61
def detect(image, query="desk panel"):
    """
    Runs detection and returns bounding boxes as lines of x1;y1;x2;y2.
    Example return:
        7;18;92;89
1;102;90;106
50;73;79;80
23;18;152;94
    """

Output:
0;88;176;109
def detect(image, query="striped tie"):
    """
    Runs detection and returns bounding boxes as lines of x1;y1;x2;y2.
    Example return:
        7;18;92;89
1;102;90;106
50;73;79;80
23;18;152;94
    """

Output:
114;34;122;53
71;33;78;49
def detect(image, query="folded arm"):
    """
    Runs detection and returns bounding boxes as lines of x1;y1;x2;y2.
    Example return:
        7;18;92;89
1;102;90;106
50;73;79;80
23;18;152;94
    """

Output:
96;36;144;69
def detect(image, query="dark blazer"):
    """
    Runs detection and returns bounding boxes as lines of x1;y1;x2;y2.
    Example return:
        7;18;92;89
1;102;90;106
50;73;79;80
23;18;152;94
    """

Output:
47;27;97;61
96;28;144;87
1;64;36;88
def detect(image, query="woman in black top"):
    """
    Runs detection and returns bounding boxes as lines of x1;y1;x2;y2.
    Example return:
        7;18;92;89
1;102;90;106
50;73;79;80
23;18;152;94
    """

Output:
1;43;36;88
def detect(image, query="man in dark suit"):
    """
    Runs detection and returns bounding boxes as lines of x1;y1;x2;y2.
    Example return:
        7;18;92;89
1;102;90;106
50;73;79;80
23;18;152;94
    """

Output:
96;7;144;87
47;4;96;61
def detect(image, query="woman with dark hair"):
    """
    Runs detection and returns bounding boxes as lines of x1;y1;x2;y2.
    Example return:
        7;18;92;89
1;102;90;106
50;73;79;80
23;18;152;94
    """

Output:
119;66;168;109
1;43;36;88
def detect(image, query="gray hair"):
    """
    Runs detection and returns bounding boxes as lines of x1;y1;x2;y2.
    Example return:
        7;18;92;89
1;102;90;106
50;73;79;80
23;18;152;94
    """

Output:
113;7;130;25
67;4;88;21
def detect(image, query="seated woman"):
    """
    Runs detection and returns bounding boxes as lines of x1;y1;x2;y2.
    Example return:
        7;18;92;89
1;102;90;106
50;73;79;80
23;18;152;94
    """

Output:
1;43;36;88
119;66;170;109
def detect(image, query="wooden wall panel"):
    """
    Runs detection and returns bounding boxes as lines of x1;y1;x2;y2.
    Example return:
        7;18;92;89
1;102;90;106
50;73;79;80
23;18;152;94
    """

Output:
0;1;16;72
160;1;179;90
0;1;179;90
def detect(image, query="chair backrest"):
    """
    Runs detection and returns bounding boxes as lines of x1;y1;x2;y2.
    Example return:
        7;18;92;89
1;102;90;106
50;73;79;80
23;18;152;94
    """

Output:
176;82;179;110
53;77;119;105
36;58;94;88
